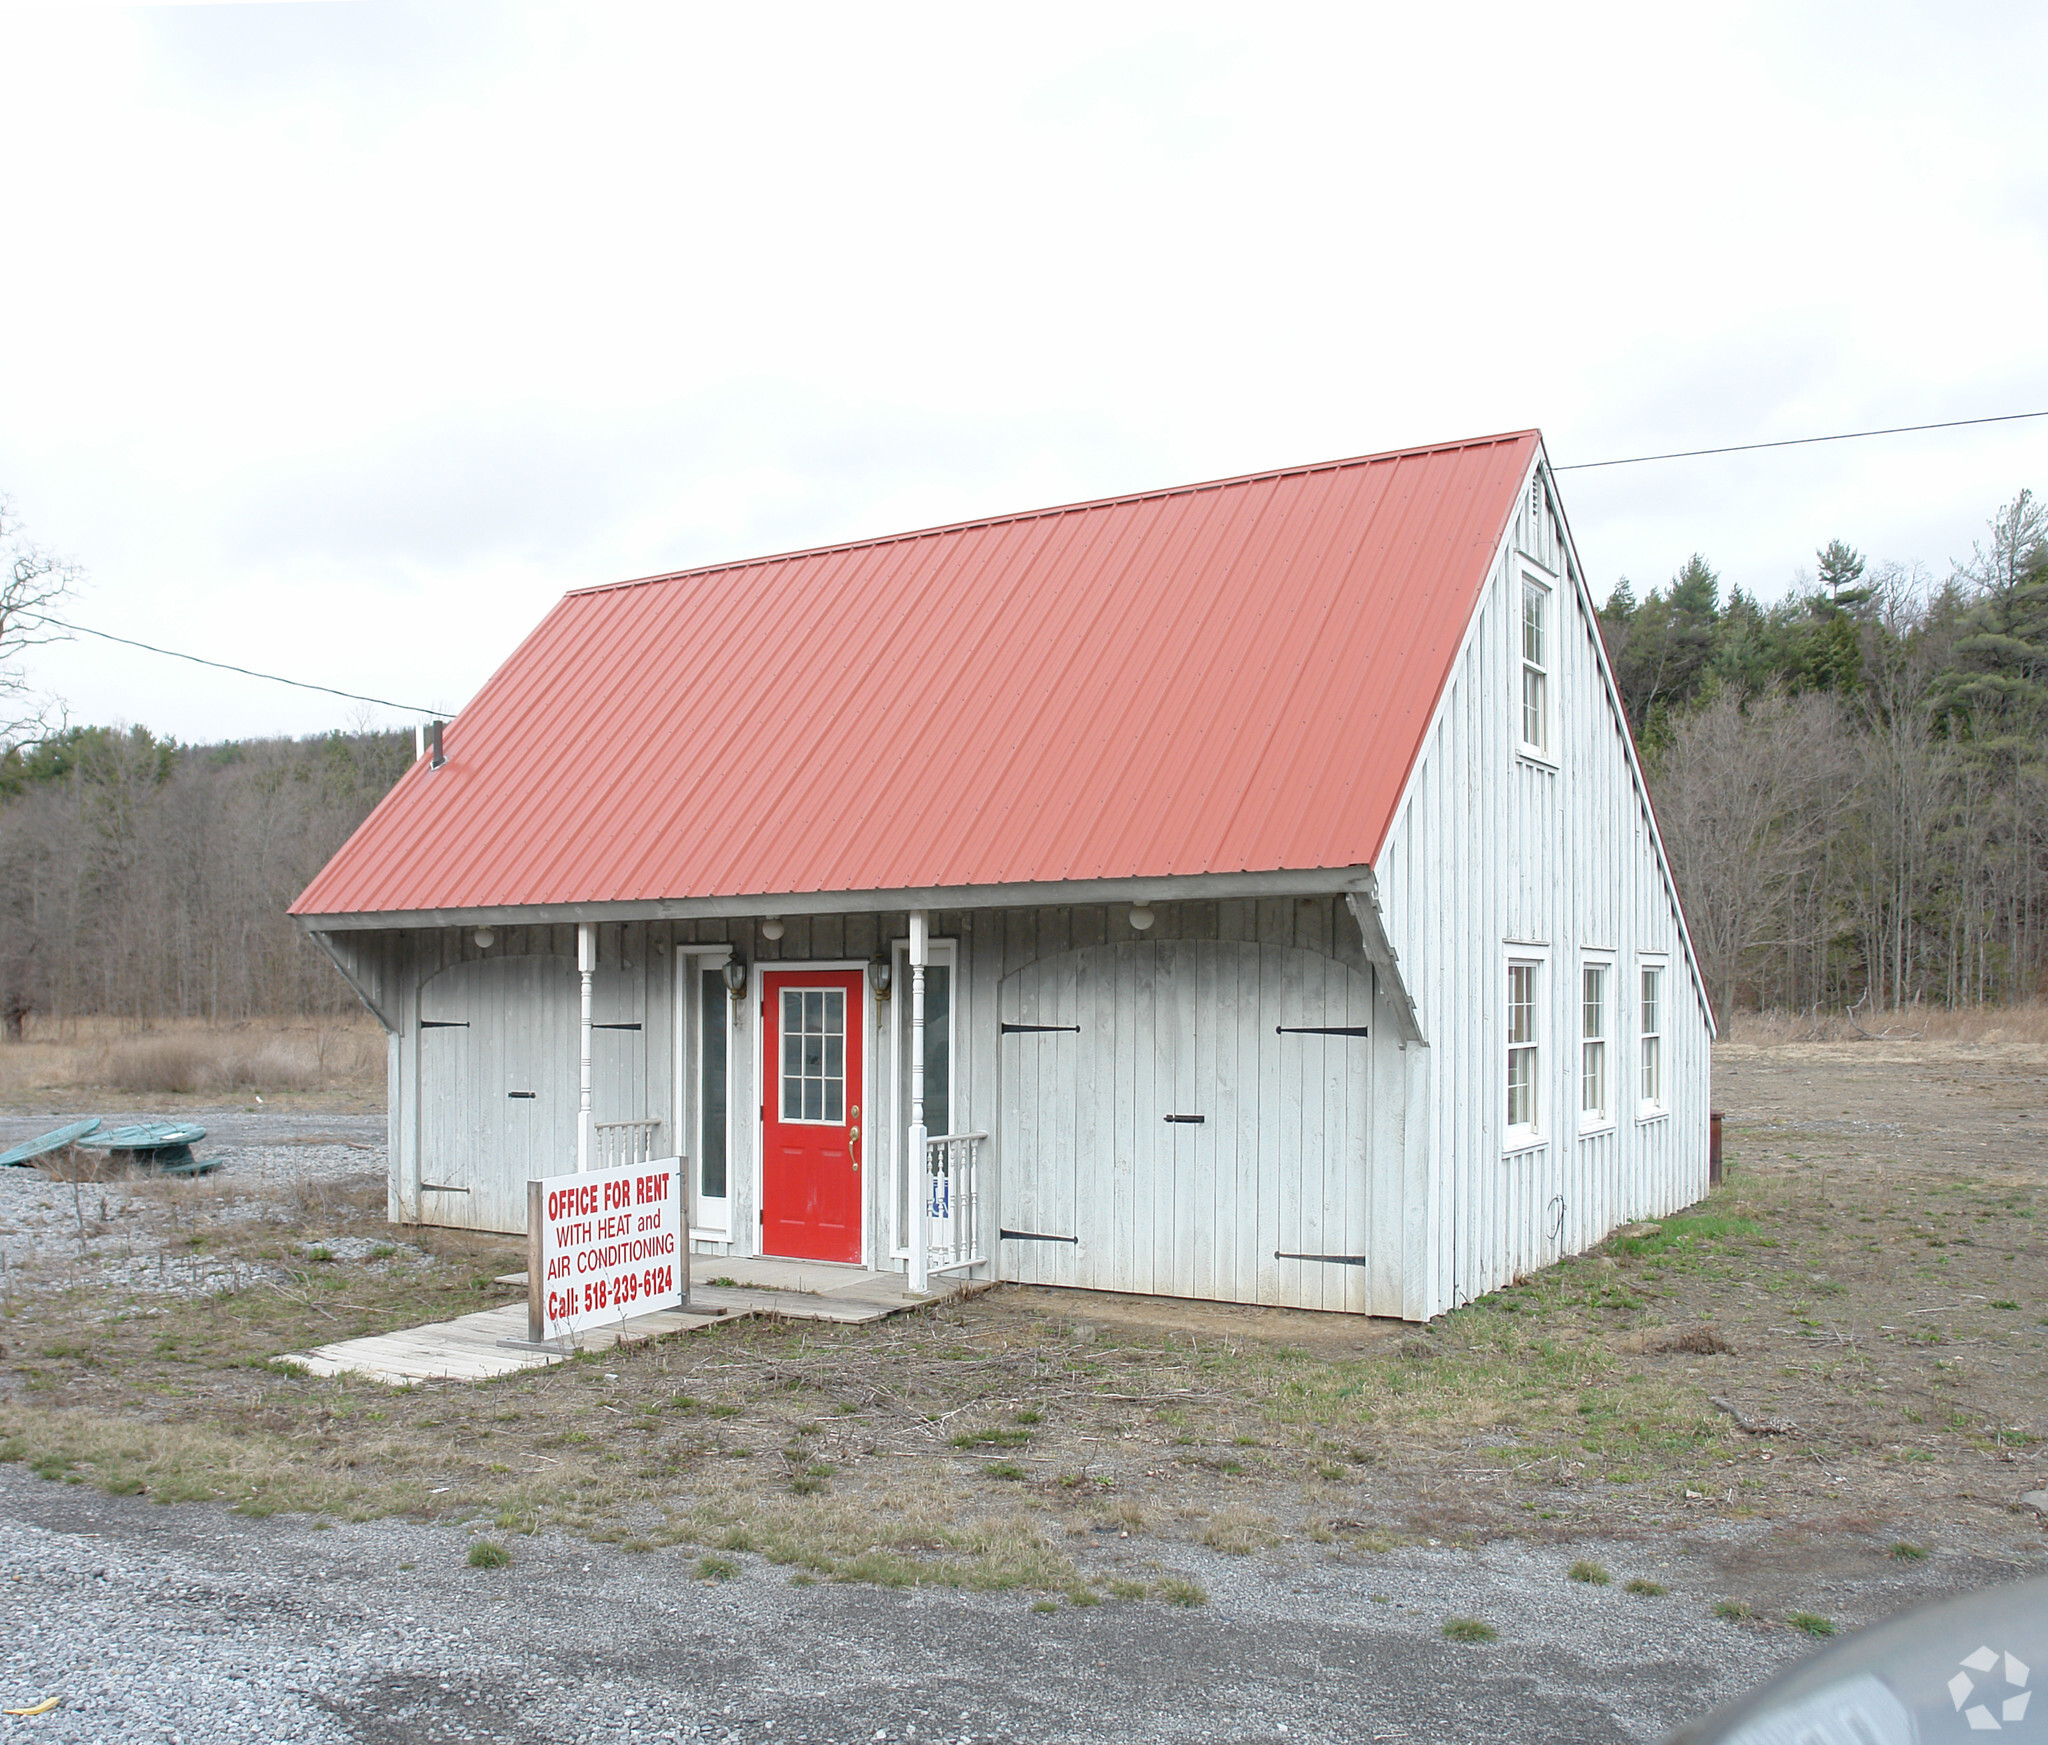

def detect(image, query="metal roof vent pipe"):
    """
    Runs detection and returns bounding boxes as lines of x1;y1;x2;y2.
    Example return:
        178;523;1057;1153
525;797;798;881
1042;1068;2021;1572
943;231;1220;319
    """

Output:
428;720;446;770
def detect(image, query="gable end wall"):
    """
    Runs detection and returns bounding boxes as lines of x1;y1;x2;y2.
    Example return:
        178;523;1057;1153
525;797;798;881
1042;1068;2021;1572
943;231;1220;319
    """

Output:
1372;464;1713;1318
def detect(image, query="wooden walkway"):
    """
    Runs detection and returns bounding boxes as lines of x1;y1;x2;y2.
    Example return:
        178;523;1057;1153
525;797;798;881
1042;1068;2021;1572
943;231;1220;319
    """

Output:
280;1257;980;1386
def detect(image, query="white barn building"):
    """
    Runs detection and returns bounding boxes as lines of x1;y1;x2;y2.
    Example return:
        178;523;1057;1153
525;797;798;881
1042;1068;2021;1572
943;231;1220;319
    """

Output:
293;432;1713;1322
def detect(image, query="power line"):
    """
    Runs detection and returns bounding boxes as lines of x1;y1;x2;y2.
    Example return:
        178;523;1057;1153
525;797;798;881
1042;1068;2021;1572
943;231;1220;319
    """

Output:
1554;408;2048;472
22;404;2046;708
25;614;451;718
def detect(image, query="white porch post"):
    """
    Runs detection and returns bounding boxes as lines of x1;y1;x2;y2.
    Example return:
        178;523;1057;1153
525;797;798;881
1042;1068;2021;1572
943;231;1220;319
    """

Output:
907;909;929;1294
577;922;596;1172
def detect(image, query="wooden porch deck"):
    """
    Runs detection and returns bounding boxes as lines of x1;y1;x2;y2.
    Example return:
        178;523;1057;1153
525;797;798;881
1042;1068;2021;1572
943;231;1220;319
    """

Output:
279;1257;982;1386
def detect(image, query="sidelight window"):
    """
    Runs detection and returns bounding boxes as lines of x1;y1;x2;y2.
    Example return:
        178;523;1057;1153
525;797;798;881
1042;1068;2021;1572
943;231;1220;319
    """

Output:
698;967;728;1202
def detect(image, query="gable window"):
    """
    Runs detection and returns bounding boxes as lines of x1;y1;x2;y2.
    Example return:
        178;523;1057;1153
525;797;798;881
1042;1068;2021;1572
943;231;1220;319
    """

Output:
1580;961;1610;1127
1506;959;1540;1142
1519;577;1551;758
1639;963;1666;1115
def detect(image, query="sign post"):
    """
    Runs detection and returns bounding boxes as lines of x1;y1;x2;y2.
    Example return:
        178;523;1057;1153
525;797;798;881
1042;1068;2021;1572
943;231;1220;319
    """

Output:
526;1157;686;1344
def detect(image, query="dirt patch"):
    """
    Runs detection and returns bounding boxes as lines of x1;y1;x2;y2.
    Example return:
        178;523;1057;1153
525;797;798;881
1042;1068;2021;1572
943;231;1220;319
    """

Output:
1648;1326;1736;1356
1;1039;2046;1604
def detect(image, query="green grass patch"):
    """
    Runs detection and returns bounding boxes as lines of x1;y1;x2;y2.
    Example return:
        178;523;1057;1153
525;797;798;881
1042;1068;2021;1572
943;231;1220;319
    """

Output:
1625;1578;1667;1596
1787;1612;1836;1638
1443;1617;1497;1643
951;1427;1030;1448
1568;1559;1610;1585
1611;1210;1763;1261
466;1540;510;1569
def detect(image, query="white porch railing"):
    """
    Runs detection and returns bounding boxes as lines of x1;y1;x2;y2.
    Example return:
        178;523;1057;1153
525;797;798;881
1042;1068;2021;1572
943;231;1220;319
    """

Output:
594;1119;662;1170
923;1131;986;1275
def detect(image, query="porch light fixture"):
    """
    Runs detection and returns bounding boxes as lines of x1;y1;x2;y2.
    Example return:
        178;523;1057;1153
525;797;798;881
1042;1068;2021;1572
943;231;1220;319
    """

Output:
472;927;495;950
1129;903;1155;932
866;956;892;1000
760;917;785;941
722;959;749;1001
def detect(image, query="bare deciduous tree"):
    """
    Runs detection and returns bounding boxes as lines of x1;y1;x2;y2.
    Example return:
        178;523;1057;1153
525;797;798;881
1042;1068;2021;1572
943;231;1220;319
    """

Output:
1658;686;1854;1023
0;496;77;749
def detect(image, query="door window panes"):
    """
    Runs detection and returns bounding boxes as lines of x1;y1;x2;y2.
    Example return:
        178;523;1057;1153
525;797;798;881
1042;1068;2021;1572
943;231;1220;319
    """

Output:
698;968;728;1202
781;988;846;1123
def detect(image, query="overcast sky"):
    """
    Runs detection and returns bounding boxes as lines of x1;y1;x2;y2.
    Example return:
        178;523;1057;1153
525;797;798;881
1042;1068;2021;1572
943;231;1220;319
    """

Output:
3;0;2045;743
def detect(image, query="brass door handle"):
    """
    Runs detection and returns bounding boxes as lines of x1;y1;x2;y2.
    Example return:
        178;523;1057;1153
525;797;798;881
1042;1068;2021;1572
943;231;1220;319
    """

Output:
849;1125;860;1170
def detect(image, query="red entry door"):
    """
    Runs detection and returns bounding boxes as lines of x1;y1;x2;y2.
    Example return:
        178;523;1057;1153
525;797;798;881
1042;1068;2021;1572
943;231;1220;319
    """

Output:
761;969;864;1262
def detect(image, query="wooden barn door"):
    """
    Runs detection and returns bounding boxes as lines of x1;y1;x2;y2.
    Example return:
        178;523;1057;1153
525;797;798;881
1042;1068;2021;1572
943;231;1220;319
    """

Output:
590;926;652;1152
997;940;1372;1310
417;955;578;1233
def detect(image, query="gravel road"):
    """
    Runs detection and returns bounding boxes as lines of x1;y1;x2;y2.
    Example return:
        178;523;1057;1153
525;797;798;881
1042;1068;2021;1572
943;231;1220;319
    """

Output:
0;1466;2018;1745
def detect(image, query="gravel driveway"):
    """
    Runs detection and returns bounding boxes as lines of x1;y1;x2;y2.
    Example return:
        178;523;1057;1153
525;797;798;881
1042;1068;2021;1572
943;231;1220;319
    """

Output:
1;1465;2016;1745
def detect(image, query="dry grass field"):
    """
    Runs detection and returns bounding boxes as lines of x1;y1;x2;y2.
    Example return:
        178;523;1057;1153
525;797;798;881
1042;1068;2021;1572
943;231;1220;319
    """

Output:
0;1014;385;1110
0;1031;2044;1618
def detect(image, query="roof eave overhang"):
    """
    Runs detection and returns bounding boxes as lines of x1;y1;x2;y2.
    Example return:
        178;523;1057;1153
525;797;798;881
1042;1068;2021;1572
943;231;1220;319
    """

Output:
291;865;1382;934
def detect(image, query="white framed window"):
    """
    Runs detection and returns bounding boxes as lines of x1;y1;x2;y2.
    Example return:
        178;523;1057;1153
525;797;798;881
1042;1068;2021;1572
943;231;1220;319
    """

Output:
1638;961;1667;1116
1579;957;1613;1130
1505;955;1542;1147
1518;575;1552;760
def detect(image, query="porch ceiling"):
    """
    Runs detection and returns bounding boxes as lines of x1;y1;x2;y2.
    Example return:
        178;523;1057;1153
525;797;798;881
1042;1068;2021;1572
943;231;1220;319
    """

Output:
294;864;1379;932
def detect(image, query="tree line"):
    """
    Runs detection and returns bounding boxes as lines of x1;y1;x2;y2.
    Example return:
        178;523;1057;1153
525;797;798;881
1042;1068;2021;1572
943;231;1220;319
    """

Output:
1605;492;2048;1021
0;724;413;1031
0;492;2040;1031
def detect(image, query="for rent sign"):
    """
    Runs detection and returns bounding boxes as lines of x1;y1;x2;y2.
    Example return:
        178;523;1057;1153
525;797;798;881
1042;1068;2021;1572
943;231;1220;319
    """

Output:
525;1159;685;1342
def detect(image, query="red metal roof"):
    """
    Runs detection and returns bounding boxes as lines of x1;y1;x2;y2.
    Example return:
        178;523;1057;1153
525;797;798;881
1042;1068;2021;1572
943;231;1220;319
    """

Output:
292;432;1540;918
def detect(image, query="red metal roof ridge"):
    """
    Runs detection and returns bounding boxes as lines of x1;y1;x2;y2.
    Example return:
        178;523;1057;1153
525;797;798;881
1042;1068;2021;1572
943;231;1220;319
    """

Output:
289;431;1547;918
569;429;1545;599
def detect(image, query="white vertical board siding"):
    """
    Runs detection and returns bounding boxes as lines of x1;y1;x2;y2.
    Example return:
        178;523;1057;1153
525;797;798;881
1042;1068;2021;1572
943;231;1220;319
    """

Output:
994;939;1379;1312
415;953;579;1233
1374;467;1714;1318
375;924;681;1236
590;921;677;1149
